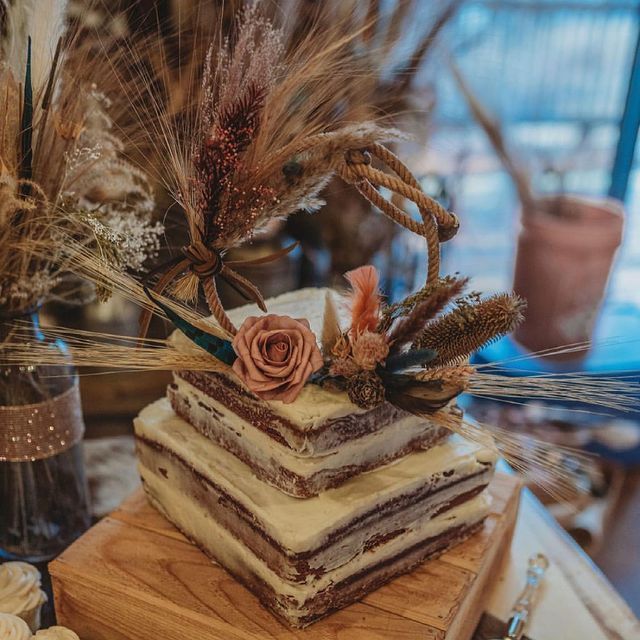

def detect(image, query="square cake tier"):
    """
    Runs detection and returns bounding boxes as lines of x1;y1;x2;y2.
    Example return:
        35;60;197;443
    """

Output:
134;398;497;628
168;288;456;497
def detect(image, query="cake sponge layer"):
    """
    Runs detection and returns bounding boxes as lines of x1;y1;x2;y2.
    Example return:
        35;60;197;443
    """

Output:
168;373;450;497
141;467;487;627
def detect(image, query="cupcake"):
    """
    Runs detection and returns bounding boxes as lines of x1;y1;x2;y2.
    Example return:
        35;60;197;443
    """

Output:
0;612;32;640
0;562;48;632
33;627;81;640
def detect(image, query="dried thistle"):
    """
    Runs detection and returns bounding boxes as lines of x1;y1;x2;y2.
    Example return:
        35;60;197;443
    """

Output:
414;293;527;367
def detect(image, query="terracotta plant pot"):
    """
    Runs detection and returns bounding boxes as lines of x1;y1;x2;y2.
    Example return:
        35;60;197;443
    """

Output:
512;195;624;360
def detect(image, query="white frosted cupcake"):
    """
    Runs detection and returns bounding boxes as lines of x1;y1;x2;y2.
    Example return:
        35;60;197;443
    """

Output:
0;562;48;632
33;626;81;639
0;612;32;639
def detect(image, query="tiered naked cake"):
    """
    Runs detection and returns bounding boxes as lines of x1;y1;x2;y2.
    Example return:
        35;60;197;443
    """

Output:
134;289;498;628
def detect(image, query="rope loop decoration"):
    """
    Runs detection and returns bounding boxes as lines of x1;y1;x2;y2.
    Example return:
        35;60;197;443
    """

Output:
339;143;459;286
139;139;460;342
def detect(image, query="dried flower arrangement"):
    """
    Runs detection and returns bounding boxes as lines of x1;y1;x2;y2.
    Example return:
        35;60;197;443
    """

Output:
0;0;161;323
0;0;166;560
2;4;637;504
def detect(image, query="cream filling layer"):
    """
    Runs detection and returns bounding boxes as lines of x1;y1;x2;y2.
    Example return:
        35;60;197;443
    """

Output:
141;466;490;610
172;374;445;468
134;399;497;552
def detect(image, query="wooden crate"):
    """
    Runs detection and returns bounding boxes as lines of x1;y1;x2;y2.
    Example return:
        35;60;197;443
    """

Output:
50;473;521;640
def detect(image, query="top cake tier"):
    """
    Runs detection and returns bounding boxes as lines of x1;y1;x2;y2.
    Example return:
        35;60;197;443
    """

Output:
169;288;458;497
171;289;380;432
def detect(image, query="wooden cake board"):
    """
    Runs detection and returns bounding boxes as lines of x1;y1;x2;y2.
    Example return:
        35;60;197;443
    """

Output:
49;473;521;640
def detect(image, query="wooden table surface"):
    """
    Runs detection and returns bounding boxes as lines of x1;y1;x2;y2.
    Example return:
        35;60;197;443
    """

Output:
487;483;640;640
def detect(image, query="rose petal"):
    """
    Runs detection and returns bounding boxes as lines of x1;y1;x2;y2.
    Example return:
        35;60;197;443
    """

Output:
266;336;290;363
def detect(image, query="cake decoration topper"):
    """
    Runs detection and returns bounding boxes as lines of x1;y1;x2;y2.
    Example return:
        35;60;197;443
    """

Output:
2;3;638;502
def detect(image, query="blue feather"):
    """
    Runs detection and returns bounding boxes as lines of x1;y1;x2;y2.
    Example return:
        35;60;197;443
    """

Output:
144;288;236;366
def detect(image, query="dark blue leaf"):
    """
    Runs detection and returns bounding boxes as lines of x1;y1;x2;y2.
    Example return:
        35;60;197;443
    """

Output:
384;348;437;373
19;37;33;189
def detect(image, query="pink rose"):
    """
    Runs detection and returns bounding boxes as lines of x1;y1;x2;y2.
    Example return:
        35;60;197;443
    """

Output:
232;314;324;404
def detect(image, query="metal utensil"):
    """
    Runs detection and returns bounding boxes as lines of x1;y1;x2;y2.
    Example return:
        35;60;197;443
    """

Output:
496;553;549;640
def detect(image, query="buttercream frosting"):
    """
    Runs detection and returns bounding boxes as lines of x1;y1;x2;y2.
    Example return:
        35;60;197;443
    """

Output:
172;374;447;471
143;469;490;610
0;562;47;619
135;398;497;552
33;626;81;639
0;612;31;640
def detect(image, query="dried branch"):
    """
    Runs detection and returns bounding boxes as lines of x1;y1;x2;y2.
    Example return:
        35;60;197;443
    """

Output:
450;59;536;212
394;0;464;93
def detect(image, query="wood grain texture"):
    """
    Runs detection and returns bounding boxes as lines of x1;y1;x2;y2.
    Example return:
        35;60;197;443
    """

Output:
49;473;521;640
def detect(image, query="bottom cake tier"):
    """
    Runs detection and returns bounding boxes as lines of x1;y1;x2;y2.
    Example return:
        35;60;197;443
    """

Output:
134;399;497;628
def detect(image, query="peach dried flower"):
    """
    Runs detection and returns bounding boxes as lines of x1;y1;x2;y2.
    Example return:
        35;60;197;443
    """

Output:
351;331;389;371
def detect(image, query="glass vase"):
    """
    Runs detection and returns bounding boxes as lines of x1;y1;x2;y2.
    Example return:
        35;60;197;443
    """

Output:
0;310;91;562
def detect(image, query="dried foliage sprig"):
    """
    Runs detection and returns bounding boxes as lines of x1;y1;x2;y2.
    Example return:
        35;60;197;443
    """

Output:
321;291;341;358
450;60;536;213
119;6;424;337
194;6;285;247
386;276;469;349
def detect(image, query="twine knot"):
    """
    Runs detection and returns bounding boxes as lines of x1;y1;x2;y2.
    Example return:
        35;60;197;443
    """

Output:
182;241;223;278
